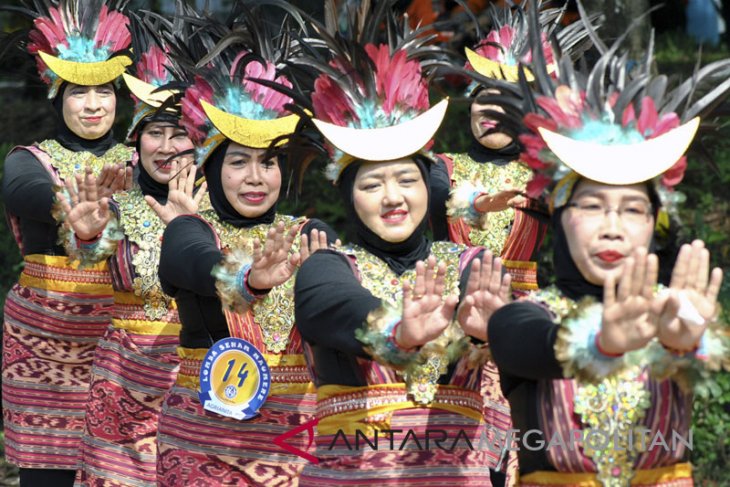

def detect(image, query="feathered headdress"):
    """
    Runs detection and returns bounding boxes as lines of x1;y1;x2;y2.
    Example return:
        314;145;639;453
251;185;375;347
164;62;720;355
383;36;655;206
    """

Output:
518;1;730;213
123;10;186;141
161;0;304;167
289;0;451;182
14;0;132;99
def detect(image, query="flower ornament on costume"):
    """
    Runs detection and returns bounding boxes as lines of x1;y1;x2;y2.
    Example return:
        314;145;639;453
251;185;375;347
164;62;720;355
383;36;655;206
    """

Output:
21;0;132;99
517;5;730;213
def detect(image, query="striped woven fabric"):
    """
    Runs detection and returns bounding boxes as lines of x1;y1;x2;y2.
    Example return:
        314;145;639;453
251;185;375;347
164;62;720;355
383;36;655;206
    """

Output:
299;383;493;486
2;255;113;469
76;299;181;487
156;347;316;486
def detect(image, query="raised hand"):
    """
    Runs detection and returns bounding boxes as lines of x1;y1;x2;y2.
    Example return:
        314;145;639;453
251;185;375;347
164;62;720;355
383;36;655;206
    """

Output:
299;229;341;264
56;170;110;241
145;159;207;224
657;240;723;352
247;223;300;290
96;163;132;199
457;251;512;342
397;256;460;350
474;189;526;213
599;247;661;355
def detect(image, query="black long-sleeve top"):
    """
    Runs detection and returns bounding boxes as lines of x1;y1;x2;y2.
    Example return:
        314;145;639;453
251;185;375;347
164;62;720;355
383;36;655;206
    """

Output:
294;246;483;387
159;214;337;349
3;148;64;255
488;302;564;474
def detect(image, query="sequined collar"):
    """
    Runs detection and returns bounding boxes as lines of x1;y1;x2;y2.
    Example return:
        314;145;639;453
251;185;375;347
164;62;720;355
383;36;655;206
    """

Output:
203;209;305;353
38;139;133;182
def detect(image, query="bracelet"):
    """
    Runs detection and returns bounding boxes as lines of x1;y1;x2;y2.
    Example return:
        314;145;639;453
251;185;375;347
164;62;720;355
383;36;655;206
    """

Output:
388;321;416;353
74;233;102;250
236;264;269;304
593;331;624;358
469;191;486;217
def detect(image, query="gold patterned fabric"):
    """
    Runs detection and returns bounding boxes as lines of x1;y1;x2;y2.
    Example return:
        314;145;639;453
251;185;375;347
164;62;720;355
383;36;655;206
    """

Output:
346;241;468;404
202;210;305;353
115;187;171;320
38;139;133;182
447;153;532;252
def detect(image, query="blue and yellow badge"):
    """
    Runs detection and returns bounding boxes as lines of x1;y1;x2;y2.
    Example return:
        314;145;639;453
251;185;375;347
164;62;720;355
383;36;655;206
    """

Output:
199;337;270;420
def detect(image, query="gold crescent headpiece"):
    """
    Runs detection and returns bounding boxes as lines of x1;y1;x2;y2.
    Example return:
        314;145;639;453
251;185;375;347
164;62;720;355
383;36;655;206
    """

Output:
465;47;555;83
122;73;177;107
201;100;300;149
39;51;132;87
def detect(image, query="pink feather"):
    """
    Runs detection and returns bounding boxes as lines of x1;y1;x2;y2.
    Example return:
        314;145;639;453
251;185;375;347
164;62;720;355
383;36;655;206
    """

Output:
662;156;687;187
137;45;169;84
366;44;428;115
94;6;131;52
312;75;357;126
181;77;214;145
637;97;658;137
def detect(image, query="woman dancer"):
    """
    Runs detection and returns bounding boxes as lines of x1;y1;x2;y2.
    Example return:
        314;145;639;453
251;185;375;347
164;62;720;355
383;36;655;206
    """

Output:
55;12;202;485
2;1;132;484
486;23;730;486
293;5;512;485
155;6;337;484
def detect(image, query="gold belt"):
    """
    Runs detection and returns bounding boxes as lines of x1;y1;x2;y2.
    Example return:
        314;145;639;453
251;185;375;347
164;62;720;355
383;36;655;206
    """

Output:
19;254;113;295
175;346;314;395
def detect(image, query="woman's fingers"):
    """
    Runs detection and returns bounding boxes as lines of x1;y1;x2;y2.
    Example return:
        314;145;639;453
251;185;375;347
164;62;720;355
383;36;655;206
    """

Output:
604;272;617;307
694;246;710;294
465;258;481;297
705;267;724;304
489;257;503;294
169;160;180;192
643;254;659;299
193;182;208;206
685;240;704;290
413;260;426;299
499;272;512;301
479;250;493;292
617;257;635;302
670;244;691;289
432;261;447;298
65;178;79;206
630;247;647;297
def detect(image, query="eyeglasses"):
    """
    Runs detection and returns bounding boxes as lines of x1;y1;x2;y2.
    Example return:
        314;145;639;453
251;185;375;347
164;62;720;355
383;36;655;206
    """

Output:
566;200;653;224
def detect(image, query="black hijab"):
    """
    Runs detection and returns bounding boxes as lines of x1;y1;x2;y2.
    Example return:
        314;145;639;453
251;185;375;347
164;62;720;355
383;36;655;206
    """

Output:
52;82;116;156
552;178;664;302
337;156;432;276
467;137;521;166
203;140;277;228
134;114;185;202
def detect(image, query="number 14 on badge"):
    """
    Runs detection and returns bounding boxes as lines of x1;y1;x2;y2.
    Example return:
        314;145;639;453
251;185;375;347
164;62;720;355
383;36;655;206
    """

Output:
199;337;271;420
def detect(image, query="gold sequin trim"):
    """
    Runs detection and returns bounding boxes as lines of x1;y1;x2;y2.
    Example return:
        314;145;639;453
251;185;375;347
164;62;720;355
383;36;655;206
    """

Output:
38;139;133;182
448;153;531;253
115;187;171;320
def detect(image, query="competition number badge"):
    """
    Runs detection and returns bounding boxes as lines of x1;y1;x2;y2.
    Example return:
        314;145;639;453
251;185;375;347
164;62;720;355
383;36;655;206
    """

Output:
199;337;270;420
